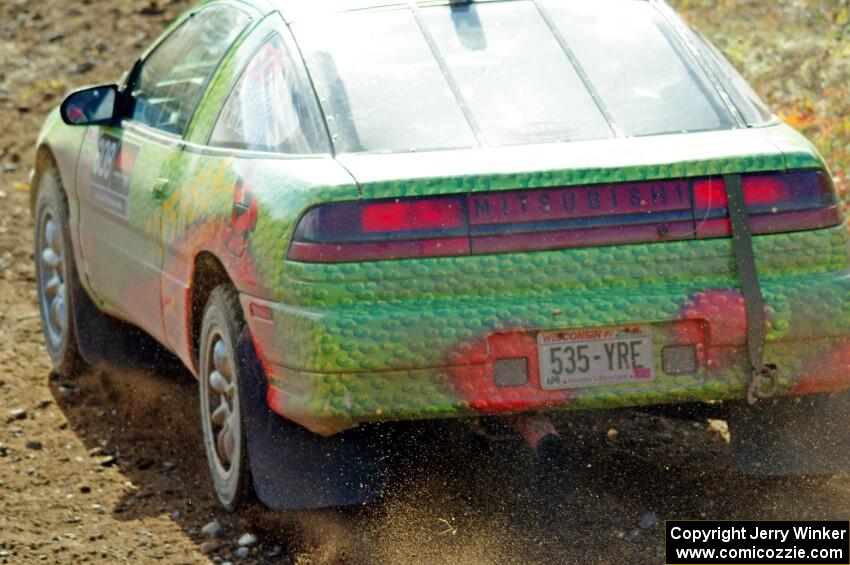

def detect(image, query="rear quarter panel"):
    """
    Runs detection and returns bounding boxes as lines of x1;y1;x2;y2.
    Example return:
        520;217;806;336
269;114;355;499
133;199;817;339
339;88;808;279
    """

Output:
156;150;358;370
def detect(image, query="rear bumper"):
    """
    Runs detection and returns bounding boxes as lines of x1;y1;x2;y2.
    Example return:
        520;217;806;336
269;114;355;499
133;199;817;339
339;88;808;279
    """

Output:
243;227;850;435
255;335;850;436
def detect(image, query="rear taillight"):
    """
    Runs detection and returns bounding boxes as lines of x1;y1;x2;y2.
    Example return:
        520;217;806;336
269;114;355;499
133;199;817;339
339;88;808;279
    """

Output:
693;170;841;238
288;170;842;263
360;199;464;233
287;196;469;262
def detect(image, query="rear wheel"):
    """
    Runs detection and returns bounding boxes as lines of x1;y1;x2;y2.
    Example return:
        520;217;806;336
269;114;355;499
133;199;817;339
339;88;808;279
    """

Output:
34;168;85;377
199;285;253;511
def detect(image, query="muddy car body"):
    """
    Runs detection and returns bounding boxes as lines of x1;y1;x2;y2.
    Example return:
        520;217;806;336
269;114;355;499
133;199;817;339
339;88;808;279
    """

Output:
31;0;850;510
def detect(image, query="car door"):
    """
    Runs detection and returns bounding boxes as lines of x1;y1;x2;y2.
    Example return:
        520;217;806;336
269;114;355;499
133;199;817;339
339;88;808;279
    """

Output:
76;4;252;342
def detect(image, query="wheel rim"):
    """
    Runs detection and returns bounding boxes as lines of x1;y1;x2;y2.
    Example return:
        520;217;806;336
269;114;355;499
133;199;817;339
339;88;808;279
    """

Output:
203;330;239;476
37;209;67;349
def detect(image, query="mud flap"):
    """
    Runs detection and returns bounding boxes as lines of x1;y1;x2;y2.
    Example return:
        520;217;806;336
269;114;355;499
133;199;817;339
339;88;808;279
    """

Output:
71;273;182;373
235;329;387;511
729;390;850;475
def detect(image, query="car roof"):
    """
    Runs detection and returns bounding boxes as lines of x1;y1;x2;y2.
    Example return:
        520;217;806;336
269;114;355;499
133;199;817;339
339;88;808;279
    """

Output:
235;0;658;22
267;0;524;22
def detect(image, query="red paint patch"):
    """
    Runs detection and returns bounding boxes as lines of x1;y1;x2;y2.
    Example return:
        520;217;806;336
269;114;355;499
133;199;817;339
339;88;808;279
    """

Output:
794;341;850;395
678;290;764;371
226;179;259;257
446;332;575;414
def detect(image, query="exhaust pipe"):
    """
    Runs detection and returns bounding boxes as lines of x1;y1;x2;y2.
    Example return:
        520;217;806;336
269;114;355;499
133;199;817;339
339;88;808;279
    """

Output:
514;414;563;461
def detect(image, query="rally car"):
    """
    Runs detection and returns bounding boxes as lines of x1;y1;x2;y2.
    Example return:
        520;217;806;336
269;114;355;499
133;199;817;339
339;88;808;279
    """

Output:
32;0;850;511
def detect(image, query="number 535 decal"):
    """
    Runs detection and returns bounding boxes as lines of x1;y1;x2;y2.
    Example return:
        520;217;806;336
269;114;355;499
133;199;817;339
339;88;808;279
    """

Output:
89;132;139;219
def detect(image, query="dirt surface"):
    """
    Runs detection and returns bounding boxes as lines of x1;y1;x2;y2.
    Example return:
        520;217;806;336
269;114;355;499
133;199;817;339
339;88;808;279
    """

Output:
1;1;849;564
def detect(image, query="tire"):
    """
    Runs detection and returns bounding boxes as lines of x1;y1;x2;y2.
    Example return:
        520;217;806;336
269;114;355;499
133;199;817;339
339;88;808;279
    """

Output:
34;168;86;377
199;284;253;511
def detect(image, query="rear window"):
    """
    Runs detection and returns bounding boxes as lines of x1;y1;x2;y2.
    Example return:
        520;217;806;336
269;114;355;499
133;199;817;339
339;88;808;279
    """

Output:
296;10;477;153
294;0;740;154
420;2;613;146
541;0;734;136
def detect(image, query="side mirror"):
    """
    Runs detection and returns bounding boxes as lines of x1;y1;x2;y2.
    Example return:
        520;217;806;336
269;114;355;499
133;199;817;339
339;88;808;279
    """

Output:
60;84;119;126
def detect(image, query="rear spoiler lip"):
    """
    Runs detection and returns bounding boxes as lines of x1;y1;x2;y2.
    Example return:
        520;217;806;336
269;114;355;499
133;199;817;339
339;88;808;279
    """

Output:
335;125;817;201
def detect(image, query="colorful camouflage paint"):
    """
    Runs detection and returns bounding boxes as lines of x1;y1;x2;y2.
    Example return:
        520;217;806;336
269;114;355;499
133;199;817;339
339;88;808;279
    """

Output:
33;1;850;437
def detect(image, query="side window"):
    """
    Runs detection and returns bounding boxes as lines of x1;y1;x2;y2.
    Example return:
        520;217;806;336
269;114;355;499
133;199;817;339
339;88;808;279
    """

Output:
131;6;251;135
209;34;329;154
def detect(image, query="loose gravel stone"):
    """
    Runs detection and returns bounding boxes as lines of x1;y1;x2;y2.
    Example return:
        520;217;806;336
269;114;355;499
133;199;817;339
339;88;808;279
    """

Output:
98;455;118;466
200;541;221;555
201;521;222;538
136;458;154;470
237;533;257;547
640;512;659;529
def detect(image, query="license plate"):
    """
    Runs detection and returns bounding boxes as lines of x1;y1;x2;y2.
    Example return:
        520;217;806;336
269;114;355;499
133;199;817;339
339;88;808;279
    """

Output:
538;326;655;390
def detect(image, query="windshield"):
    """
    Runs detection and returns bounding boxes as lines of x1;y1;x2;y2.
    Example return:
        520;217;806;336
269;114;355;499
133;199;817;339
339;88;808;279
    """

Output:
294;0;739;154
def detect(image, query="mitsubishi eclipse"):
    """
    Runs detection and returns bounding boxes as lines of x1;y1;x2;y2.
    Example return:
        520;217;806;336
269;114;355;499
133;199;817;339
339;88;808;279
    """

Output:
31;0;850;511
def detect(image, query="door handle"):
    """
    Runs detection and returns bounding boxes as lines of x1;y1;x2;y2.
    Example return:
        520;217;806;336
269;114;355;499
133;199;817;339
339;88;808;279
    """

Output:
152;178;169;201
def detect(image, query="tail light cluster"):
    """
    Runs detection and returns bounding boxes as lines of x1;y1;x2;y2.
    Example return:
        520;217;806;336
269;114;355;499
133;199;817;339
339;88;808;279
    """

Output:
288;170;841;263
692;171;841;238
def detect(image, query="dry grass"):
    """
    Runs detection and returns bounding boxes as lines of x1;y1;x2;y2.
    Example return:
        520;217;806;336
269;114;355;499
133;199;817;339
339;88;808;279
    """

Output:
674;0;850;198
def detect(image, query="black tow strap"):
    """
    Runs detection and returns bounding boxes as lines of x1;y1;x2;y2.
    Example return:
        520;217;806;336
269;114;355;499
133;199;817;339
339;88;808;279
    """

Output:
723;174;778;405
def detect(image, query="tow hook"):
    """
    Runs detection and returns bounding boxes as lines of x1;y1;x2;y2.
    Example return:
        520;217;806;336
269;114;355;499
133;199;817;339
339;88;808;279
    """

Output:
747;364;779;405
514;414;563;461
